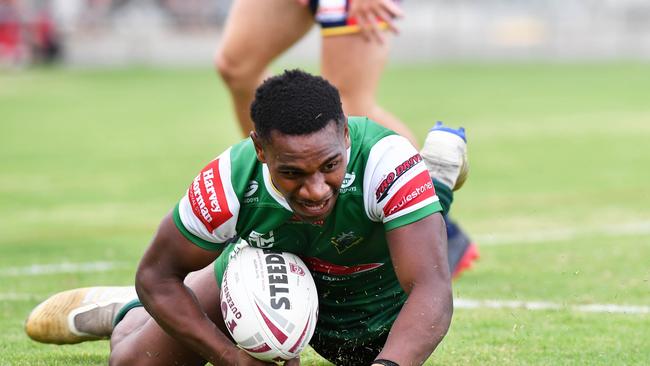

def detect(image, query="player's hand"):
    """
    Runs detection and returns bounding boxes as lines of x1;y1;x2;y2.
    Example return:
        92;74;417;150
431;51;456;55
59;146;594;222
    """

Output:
231;348;276;366
348;0;404;44
284;355;301;365
420;121;469;191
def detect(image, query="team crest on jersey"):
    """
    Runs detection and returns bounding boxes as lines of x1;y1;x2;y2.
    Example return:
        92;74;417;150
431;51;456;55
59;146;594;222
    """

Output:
375;153;423;203
248;230;275;248
188;159;233;232
339;172;357;194
330;231;363;254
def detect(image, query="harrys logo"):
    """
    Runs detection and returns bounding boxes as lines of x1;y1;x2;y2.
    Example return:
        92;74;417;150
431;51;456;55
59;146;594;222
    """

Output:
188;159;233;232
375;154;423;202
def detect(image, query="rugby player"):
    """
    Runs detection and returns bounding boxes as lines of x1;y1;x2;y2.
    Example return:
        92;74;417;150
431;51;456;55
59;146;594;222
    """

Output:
26;70;467;365
215;0;478;278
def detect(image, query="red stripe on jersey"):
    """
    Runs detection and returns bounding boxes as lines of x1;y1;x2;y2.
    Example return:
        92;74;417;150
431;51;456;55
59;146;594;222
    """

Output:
188;159;233;232
302;257;382;275
383;170;436;217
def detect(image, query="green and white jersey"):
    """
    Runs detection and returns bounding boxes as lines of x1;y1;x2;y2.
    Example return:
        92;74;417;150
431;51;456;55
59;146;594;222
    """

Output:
174;117;443;343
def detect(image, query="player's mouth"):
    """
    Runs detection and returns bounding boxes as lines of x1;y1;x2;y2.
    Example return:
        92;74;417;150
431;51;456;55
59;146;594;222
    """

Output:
294;196;335;221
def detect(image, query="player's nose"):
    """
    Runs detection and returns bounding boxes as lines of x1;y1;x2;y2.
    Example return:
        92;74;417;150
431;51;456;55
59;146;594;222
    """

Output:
298;173;330;202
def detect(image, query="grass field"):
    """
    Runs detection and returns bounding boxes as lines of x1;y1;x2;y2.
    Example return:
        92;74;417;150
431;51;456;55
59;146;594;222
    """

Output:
1;63;649;365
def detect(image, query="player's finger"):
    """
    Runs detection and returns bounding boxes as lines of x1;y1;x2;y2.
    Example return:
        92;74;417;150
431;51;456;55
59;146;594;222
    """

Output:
284;356;301;365
355;13;373;42
382;0;404;18
362;10;386;44
375;7;399;34
368;17;384;44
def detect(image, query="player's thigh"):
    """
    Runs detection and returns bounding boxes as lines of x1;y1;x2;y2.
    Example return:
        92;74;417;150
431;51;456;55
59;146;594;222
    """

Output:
321;33;392;108
110;266;225;366
217;0;314;75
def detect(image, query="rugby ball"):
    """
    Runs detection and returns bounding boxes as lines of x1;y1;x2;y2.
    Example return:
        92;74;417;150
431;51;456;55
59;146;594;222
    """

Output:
220;245;318;361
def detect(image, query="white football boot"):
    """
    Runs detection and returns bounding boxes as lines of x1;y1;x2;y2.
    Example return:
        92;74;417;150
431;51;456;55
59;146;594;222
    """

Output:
420;121;468;191
25;286;136;344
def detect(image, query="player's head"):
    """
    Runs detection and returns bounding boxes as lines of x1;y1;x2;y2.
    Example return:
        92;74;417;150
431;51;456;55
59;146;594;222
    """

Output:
250;69;346;140
250;69;350;223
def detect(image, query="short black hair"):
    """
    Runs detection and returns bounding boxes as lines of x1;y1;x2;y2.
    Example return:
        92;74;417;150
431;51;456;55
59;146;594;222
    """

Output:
250;69;345;141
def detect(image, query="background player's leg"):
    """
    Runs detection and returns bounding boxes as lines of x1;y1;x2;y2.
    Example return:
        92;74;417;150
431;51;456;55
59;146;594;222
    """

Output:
215;0;314;136
109;265;225;366
321;33;419;147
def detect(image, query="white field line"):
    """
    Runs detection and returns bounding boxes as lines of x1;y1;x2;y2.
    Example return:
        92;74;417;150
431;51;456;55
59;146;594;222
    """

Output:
0;292;38;301
474;221;650;246
455;298;650;315
2;291;647;316
0;261;125;276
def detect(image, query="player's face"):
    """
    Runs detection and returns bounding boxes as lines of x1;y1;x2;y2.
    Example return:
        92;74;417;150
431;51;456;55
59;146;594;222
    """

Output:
253;121;350;223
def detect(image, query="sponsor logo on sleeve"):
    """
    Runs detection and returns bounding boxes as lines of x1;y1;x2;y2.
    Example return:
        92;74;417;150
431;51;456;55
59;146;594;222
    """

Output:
383;170;436;217
188;159;233;232
375;153;423;203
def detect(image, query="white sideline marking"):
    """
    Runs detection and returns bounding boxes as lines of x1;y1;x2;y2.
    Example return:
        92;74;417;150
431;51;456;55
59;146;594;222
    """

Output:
2;291;647;316
474;221;650;246
455;298;650;315
0;261;124;276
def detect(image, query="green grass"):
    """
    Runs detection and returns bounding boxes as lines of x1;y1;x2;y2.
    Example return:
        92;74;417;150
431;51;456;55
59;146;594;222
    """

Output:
1;63;649;365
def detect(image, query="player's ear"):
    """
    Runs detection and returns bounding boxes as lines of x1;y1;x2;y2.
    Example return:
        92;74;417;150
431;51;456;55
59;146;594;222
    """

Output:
343;122;350;149
250;131;266;163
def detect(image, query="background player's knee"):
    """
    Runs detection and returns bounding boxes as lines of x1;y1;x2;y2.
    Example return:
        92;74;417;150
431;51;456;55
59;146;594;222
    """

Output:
214;50;264;93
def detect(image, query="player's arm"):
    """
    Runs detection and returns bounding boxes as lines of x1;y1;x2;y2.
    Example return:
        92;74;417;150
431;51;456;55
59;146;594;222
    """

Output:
376;212;453;365
135;212;244;365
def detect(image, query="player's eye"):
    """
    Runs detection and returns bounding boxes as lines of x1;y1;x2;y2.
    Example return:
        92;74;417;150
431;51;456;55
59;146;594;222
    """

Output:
323;160;339;172
279;170;302;178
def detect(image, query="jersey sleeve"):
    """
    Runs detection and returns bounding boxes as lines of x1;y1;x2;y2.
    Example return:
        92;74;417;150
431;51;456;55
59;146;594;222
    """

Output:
363;135;442;231
173;147;241;250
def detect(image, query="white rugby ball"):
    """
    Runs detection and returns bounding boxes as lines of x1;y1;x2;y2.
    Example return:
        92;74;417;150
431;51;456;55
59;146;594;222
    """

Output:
220;245;318;361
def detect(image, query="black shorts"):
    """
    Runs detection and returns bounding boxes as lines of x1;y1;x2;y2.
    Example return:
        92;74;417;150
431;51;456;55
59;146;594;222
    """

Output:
309;330;388;365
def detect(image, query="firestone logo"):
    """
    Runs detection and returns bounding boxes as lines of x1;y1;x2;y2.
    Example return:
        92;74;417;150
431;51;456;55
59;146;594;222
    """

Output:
386;180;433;216
375;154;422;202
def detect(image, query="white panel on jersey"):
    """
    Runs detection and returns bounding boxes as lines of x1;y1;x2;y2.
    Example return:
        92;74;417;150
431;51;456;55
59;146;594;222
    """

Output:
177;149;241;244
363;134;437;223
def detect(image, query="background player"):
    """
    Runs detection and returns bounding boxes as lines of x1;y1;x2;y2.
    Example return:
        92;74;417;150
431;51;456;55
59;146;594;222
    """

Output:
215;0;478;276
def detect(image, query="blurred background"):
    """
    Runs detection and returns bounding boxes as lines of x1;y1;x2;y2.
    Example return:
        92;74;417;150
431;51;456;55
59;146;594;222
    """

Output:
2;0;650;68
2;1;649;365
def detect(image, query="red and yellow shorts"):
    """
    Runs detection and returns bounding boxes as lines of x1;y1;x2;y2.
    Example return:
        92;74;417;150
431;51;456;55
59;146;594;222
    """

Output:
308;0;393;36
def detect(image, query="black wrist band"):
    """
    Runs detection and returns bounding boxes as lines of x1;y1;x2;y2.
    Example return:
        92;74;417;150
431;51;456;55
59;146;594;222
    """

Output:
373;359;400;366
